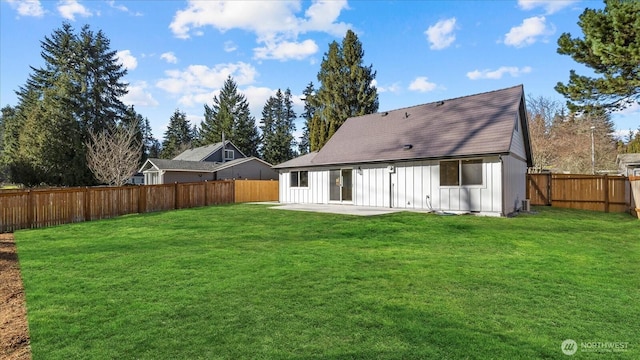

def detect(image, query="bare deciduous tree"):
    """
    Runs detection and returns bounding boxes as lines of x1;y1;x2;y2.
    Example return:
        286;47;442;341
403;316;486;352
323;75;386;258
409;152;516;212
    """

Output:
86;121;142;186
527;94;619;174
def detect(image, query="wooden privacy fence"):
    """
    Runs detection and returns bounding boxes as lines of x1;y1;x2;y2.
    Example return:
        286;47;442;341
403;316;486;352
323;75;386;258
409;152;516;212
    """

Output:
0;179;278;233
527;173;631;213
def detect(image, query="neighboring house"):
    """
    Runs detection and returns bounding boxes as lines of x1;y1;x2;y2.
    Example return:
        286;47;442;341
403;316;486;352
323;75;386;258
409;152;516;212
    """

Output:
140;141;278;184
616;154;640;177
126;172;145;185
274;85;533;217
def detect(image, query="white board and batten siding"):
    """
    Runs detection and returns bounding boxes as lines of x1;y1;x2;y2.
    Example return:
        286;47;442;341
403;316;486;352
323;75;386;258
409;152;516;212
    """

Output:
376;159;503;215
279;169;329;204
279;157;505;216
502;112;529;214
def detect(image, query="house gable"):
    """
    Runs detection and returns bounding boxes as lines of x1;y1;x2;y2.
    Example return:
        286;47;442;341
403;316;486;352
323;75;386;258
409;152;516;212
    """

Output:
173;141;246;162
276;85;530;168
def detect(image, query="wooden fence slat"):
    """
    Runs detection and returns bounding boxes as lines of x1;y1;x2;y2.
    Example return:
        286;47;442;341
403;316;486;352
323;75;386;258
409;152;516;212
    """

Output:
1;179;279;233
527;173;630;214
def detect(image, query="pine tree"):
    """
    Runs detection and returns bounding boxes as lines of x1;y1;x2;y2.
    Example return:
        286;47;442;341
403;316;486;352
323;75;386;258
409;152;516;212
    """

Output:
122;106;159;165
161;109;195;159
200;76;260;156
625;127;640;153
298;82;315;155
16;74;86;186
0;106;16;182
7;23;128;186
309;30;378;151
555;0;640;112
260;89;297;164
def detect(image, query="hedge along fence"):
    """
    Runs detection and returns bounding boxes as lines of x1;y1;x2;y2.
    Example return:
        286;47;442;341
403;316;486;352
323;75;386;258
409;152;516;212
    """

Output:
0;179;278;233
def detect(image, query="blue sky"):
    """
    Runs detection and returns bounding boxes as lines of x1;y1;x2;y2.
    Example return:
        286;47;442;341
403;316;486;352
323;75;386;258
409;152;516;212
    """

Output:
1;0;638;142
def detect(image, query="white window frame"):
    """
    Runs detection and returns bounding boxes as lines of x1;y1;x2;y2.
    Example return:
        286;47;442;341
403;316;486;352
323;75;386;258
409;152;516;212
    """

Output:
224;149;234;161
440;159;484;187
290;171;309;188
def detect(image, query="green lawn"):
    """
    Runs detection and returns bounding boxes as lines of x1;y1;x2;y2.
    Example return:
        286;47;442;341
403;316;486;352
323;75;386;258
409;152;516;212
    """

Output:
15;205;640;359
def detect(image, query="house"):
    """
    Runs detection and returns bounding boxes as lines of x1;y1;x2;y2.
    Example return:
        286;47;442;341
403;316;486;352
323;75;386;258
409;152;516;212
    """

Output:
616;154;640;177
140;141;278;184
274;85;533;216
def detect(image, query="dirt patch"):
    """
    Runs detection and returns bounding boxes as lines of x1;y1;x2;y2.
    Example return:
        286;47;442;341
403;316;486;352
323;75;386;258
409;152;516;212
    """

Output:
0;233;31;360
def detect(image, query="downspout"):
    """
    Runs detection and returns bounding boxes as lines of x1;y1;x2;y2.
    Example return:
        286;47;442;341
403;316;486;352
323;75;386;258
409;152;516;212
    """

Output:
389;172;393;208
499;155;505;216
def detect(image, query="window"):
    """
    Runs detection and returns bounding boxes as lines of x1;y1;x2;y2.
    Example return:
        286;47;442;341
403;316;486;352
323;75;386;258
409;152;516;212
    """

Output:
224;149;234;160
290;171;308;187
440;159;483;186
461;159;483;185
440;161;459;186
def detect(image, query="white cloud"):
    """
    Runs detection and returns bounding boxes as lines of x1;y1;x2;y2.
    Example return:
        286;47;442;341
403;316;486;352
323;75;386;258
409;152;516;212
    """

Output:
107;0;142;16
243;86;279;120
121;81;158;107
107;0;127;12
157;62;258;107
409;77;437;92
57;0;92;21
254;39;319;61
614;101;640;115
224;41;237;52
160;52;178;64
466;66;532;80
169;0;350;61
504;16;554;48
517;0;578;14
301;0;351;36
425;18;457;50
6;0;45;17
116;50;138;70
371;79;400;94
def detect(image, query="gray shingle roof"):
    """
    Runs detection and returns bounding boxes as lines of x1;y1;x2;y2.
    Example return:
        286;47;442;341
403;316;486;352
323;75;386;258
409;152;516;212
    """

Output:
141;157;275;173
275;85;528;169
173;142;225;161
143;159;219;172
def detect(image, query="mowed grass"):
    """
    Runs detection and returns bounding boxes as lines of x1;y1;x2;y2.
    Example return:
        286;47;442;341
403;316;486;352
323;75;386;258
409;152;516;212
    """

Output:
15;205;640;359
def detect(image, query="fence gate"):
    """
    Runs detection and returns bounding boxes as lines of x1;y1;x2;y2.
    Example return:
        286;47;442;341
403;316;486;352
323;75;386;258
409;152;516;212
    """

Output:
527;173;551;206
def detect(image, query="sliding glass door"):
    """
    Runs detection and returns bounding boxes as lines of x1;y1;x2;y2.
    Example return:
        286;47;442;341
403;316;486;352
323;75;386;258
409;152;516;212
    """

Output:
329;169;352;202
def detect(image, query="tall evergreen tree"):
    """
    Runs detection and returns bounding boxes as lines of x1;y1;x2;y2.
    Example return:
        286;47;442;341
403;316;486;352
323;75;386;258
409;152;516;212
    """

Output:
121;106;160;165
260;89;297;164
7;23;128;186
298;82;315;155
626;128;640;153
200;76;260;156
555;0;640;112
0;106;16;182
309;30;378;151
161;109;194;159
17;74;87;186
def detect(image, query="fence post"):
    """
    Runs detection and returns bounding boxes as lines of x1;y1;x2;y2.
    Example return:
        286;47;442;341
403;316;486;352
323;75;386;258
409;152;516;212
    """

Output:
547;173;552;206
138;185;146;214
603;174;609;213
174;182;179;209
84;187;91;222
26;190;33;230
204;180;208;206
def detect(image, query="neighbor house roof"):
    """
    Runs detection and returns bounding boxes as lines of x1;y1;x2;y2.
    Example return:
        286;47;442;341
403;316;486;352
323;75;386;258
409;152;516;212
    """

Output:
617;153;640;166
173;141;245;161
274;85;531;169
140;157;274;173
140;159;219;172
